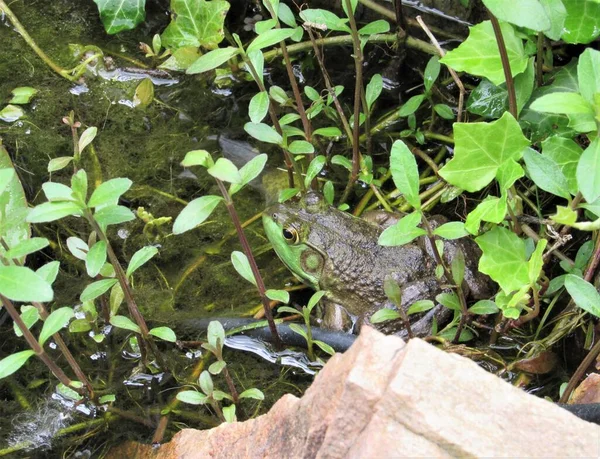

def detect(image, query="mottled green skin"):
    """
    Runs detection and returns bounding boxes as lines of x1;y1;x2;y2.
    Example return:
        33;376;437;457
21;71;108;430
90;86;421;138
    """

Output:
263;192;491;335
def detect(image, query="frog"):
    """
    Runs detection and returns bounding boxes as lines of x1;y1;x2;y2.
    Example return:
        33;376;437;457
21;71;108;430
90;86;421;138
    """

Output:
262;191;492;336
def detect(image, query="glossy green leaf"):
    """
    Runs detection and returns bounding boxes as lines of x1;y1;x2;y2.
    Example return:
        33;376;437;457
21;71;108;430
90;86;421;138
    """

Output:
249;91;269;123
0;350;35;379
231;251;256;286
207;158;241;184
244;122;283;145
93;0;145;34
26;201;83;223
439;112;530;192
266;289;289;303
181;149;214;168
468;300;499;315
424;56;440;93
110;315;142;334
161;0;230;50
86;241;107;278
433;104;454;120
247;28;296;53
80;278;118;302
9;87;38;104
561;0;600;44
0;266;53;302
541;136;582;195
288;141;314;155
5;237;49;259
440;21;527;86
433;222;468;240
523;148;571;199
465;196;507;235
229;153;268;195
173;195;222;234
177;390;208;405
88;178;132;208
38;307;74;346
187;47;239;74
149;326;176;342
299;9;350;32
529;92;593;115
540;0;567;40
47;156;73;173
94;205;135;227
577;137;600;204
126;246;158;277
476;226;529;294
390;140;420;210
483;0;550;31
304;155;326;188
398;95;425;117
379;212;426;246
565;274;600;318
467;79;507;118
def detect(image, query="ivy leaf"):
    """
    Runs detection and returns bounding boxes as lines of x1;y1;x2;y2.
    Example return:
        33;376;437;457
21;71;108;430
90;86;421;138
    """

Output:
440;21;527;86
39;307;74;346
93;0;146;34
560;0;600;44
378;212;426;246
540;0;567;41
231;251;256;286
576;137;600;204
565;274;600;318
577;48;600;104
0;266;53;302
541;136;582;195
439;112;530;192
551;205;577;226
523;148;571;199
161;0;230;50
390;140;420;210
173;195;222;234
476;226;529;294
496;159;524;192
482;0;550;31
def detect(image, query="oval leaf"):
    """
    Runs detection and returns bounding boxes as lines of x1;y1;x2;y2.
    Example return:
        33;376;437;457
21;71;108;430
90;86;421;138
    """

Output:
39;307;74;346
0;266;53;302
173;195;222;235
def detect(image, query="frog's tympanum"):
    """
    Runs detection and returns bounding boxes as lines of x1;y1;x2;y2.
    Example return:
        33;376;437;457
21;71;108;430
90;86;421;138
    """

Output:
263;191;492;336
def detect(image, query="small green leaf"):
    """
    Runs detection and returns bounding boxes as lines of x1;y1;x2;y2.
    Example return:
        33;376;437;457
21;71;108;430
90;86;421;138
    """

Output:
9;87;38;104
126;246;158;277
576;137;600;204
451;248;465;286
370;308;402;323
266;289;290;303
94;205;135;227
424;56;440;93
244;122;283;145
432;222;468;240
149;326;177;342
288;323;308;340
207;158;241;184
314;339;335;355
436;292;461;310
528;239;547;285
465;195;507;234
407;300;435;315
239;388;264;400
207;320;225;350
313;127;342;138
278;188;300;202
209;360;226;375
229;153;268;195
378;212;426;246
78;127;97;154
551;205;578;226
187;47;240;74
390;140;420;210
181;150;214;168
199;370;214;395
67;237;89;260
383;277;402;307
5;237;49;259
88;178;132;208
0;104;24;122
323;181;334;205
99;394;116;404
86;241;107;278
299;9;350;32
468;300;499;315
0;350;35;379
366;73;383;109
80;278;118;302
223;404;236;423
133;78;154;108
358;19;389;35
231;251;256;286
304;155;326;188
0;266;53;302
307;290;326;312
288;141;315;155
434;104;455;120
27;201;83;223
177;390;208;405
530;92;593;115
38;307;74;346
247;28;296;53
249;91;269;123
47;156;73;173
71;169;88;202
565;274;600;318
331;155;352;171
13;306;39;337
36;261;60;285
110;315;142;334
42;182;75;202
69;319;92;333
398;95;425;117
173;195;222;234
278;3;297;27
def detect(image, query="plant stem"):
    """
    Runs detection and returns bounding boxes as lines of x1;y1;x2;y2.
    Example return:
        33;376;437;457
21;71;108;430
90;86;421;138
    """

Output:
0;0;74;81
489;12;517;119
222;366;239;403
85;211;168;370
0;295;80;393
215;179;282;347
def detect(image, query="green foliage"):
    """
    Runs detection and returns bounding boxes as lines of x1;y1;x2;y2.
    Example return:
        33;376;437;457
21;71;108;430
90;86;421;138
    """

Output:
93;0;146;34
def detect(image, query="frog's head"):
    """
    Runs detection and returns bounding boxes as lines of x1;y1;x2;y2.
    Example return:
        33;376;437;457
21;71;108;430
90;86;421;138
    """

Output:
262;191;329;289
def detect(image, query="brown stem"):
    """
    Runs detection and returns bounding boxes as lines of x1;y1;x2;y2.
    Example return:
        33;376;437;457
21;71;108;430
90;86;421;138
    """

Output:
1;295;79;392
215;179;282;347
222;366;239;403
489;12;517;119
85;211;168;370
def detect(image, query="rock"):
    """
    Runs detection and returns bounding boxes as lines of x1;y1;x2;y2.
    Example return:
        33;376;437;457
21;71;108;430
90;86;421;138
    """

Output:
572;373;600;404
109;327;600;458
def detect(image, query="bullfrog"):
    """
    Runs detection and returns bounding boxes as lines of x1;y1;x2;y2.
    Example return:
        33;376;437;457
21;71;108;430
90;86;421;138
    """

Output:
262;191;492;336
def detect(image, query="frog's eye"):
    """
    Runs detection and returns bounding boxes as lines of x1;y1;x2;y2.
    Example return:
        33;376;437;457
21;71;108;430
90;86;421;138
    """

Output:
282;227;299;244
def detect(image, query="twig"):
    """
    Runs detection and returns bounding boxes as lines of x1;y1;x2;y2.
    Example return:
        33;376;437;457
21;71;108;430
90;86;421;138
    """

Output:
488;12;517;118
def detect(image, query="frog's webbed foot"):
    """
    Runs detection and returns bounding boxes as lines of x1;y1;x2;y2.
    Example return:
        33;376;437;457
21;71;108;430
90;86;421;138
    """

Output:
320;301;357;333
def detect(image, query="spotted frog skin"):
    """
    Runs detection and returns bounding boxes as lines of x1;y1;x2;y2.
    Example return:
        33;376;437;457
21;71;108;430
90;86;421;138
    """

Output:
263;192;492;336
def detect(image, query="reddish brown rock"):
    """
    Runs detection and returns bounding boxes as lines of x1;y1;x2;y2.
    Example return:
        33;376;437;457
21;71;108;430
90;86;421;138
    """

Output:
572;373;600;404
110;327;600;458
